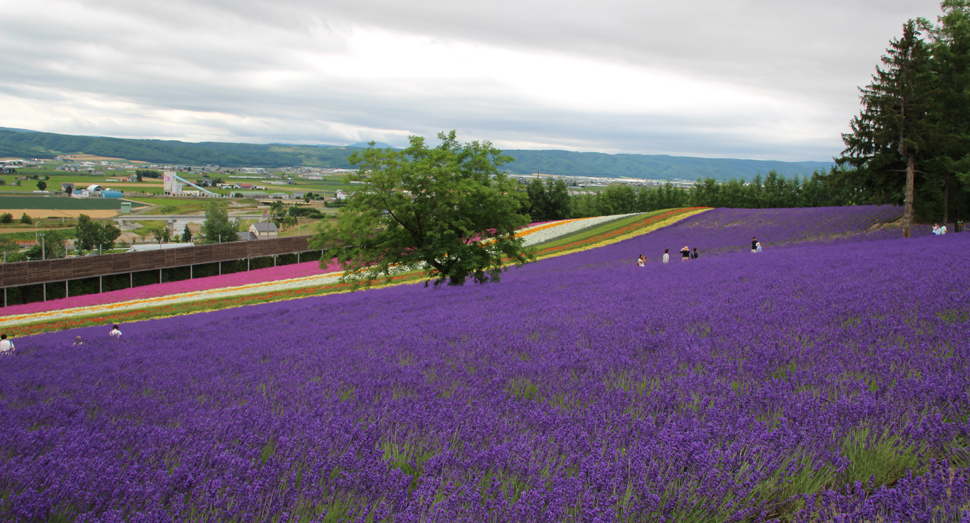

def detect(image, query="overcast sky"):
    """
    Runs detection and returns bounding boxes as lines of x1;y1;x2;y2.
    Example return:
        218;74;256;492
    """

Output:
0;0;945;161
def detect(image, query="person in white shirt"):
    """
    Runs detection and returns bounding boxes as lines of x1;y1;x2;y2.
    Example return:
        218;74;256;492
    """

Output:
0;334;14;355
662;249;670;264
109;325;122;339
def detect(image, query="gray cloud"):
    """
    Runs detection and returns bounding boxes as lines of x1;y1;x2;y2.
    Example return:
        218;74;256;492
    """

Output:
0;0;945;161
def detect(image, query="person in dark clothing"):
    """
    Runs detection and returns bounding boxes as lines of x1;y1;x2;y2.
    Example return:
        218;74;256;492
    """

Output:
751;237;758;253
680;246;690;261
691;247;698;259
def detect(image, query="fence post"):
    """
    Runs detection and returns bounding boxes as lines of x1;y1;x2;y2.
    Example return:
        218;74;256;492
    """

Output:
100;276;103;293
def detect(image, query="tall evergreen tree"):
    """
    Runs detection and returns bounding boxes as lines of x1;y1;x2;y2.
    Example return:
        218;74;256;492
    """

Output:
839;20;936;237
923;0;970;223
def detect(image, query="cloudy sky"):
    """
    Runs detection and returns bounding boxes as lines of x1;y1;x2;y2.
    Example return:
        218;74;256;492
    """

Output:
0;0;945;161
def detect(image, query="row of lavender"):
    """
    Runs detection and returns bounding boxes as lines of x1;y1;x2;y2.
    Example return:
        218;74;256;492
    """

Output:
654;205;931;257
1;207;968;521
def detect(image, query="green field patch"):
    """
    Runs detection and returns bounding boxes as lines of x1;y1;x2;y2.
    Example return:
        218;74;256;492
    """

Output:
0;196;145;210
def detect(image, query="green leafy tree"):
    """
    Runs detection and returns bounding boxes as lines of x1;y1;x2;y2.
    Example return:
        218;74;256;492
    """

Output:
75;214;121;252
26;230;67;260
270;200;288;229
525;178;570;222
181;225;193;243
839;20;937;237
36;180;47;191
311;131;532;288
0;213;12;224
136;169;162;179
526;178;549;222
0;238;19;261
20;213;31;225
151;227;170;244
202;200;239;243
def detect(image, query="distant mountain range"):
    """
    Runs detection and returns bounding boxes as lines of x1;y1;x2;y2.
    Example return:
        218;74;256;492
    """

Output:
0;129;834;182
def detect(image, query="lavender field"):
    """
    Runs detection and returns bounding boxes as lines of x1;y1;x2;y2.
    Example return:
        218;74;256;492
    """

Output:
1;207;969;522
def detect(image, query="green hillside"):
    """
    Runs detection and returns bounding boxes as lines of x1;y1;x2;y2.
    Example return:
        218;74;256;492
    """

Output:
0;129;833;182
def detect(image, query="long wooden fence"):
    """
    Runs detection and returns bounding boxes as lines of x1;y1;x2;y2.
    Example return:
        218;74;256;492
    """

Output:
0;236;314;289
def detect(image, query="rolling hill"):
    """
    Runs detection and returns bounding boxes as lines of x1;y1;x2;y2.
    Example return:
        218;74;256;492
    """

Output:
0;129;833;182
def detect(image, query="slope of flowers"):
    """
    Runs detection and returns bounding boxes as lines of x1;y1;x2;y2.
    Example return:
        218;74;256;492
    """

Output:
642;205;930;257
1;222;968;521
0;211;689;320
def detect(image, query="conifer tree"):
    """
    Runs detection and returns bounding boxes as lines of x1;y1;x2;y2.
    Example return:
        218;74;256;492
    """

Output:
839;20;936;237
923;0;970;223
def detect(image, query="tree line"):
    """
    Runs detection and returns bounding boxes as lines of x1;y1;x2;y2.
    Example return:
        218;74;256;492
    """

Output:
836;0;970;232
525;169;906;222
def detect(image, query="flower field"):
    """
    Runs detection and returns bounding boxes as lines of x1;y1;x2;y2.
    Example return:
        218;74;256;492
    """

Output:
0;209;702;327
1;206;968;521
0;213;651;319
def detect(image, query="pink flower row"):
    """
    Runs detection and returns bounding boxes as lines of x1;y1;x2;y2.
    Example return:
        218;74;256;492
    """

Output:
2;258;344;316
3;220;565;317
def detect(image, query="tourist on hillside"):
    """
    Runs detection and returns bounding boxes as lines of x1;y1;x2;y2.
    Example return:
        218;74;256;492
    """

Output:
680;246;690;262
109;325;122;339
752;237;758;253
691;247;699;260
0;334;14;356
637;254;645;267
662;249;670;264
73;336;84;346
941;224;948;235
756;241;763;253
933;223;941;235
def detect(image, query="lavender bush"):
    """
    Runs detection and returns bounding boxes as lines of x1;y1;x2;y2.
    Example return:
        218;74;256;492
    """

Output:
0;207;967;522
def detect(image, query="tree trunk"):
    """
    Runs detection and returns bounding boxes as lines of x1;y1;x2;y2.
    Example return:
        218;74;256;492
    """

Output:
903;154;915;238
944;176;950;225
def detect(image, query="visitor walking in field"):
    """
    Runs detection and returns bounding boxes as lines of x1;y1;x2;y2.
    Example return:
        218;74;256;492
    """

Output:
752;237;758;253
691;247;699;260
662;249;669;264
680;246;690;261
0;334;14;356
637;254;645;267
109;325;122;339
756;241;763;253
73;336;84;346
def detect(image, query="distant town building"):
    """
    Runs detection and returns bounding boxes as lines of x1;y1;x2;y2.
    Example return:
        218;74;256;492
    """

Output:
249;222;278;239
